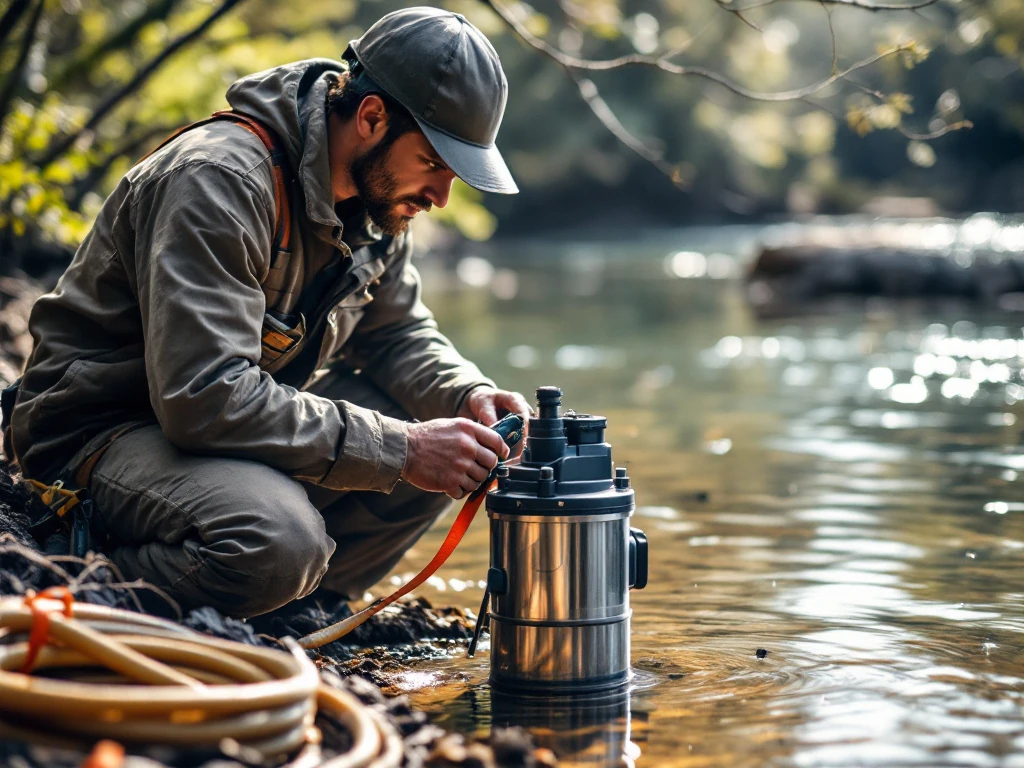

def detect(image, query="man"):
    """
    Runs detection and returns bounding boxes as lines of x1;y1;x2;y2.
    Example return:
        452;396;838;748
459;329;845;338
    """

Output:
4;7;531;620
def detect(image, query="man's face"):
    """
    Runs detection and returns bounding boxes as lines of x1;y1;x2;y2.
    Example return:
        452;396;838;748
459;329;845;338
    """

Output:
351;129;457;235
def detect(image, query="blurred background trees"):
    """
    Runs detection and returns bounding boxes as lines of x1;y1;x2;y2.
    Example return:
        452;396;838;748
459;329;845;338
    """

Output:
0;0;1021;267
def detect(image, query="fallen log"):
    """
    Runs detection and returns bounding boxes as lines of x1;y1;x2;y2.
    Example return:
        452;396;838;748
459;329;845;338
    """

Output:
746;215;1024;316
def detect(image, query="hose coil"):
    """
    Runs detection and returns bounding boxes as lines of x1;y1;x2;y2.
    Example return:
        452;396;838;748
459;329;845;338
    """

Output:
0;591;402;767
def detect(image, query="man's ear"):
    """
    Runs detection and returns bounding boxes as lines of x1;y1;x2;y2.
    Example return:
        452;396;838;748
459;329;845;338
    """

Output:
355;94;389;142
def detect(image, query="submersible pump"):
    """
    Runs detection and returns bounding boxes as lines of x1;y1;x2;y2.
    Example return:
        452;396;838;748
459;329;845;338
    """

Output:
472;386;648;693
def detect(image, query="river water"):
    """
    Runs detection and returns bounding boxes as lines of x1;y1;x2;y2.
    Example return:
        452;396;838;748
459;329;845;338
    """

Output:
385;220;1024;767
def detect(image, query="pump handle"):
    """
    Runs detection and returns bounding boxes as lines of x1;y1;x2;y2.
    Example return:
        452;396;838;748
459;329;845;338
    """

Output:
629;528;648;590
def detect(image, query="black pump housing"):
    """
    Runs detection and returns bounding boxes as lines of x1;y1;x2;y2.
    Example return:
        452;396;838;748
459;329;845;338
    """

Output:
488;386;633;515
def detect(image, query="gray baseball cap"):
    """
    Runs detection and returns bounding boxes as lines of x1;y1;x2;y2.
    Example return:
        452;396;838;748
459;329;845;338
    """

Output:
346;7;518;195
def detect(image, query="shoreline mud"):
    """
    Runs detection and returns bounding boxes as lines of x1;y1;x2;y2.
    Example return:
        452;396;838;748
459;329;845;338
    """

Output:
0;461;553;767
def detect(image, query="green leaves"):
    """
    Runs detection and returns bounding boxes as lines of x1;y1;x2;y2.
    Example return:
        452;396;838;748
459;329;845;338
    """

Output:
0;96;94;247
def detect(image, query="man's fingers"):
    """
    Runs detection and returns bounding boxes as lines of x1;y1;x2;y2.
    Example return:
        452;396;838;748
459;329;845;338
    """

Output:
477;403;499;426
508;392;533;421
493;391;530;457
465;457;489;481
495;391;532;438
472;421;510;460
494;390;531;416
475;444;499;471
458;476;478;497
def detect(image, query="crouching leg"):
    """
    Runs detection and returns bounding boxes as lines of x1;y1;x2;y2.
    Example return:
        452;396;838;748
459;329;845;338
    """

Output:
315;480;452;600
88;425;336;618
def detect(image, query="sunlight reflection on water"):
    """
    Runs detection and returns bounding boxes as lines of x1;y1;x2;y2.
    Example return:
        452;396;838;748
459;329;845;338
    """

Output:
389;225;1024;767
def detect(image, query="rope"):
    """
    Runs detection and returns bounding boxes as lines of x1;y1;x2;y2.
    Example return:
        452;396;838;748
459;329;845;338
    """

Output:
299;412;524;649
298;480;494;649
0;594;402;767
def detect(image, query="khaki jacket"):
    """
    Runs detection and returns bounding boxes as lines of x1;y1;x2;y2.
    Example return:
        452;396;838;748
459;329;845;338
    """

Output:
10;59;493;490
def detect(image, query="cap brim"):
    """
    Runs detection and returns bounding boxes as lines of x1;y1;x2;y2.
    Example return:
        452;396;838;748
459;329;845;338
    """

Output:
415;117;518;195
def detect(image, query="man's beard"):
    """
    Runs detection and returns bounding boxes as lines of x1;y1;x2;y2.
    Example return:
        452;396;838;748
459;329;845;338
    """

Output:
351;136;431;236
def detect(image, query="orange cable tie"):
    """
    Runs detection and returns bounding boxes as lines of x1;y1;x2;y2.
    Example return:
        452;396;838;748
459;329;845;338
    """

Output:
20;586;75;674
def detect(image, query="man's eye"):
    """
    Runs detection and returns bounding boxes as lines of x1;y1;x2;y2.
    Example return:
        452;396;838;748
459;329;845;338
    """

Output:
425;159;441;171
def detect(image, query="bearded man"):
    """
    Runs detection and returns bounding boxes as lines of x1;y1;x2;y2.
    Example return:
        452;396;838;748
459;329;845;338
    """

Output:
3;7;531;621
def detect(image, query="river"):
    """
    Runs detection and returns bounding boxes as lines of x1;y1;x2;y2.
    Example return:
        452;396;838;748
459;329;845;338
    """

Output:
382;219;1024;767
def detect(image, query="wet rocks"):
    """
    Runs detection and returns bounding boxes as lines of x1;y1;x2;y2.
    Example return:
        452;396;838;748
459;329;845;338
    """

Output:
253;590;475;665
0;461;40;549
0;462;546;767
425;728;558;768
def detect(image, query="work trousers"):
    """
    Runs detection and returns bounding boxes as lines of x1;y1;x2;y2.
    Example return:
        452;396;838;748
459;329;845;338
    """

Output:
87;368;450;618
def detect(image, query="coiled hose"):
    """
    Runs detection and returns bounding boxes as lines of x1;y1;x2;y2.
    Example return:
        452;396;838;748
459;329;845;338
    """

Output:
0;589;403;767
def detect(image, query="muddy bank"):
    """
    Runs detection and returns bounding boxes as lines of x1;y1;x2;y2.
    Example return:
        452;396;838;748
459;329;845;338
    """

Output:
0;461;552;767
0;273;558;766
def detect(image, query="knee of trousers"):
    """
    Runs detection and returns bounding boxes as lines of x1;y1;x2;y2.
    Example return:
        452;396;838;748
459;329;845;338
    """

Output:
195;488;337;617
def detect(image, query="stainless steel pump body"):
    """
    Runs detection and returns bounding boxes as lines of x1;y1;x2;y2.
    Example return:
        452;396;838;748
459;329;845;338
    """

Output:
485;387;647;693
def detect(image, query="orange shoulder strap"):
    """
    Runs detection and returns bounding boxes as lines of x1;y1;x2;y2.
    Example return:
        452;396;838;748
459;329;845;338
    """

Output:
138;110;292;251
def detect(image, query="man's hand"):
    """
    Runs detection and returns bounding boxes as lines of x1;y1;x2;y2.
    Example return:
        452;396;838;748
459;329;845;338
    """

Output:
458;387;532;458
402;418;511;499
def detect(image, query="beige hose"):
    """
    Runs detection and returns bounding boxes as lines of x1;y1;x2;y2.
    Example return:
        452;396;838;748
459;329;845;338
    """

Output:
0;594;402;767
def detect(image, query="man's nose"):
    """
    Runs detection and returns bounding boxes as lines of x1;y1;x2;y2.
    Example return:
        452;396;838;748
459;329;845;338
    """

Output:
425;173;456;209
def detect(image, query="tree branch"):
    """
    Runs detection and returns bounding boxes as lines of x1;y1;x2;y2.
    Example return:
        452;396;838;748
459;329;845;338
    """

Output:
0;0;32;51
483;0;917;102
713;0;764;32
820;1;838;76
897;121;973;140
485;2;688;187
846;79;974;140
726;0;940;11
659;15;722;63
572;75;686;186
0;0;44;137
36;0;247;169
50;0;183;92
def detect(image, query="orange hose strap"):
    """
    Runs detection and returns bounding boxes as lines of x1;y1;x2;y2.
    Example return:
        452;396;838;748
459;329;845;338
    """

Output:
298;481;495;649
20;586;75;674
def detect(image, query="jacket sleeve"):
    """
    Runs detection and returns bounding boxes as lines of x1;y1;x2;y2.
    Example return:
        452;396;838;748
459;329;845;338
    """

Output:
131;160;407;492
344;234;495;421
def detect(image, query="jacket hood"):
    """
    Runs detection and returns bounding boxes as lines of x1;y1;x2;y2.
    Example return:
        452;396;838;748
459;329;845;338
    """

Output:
226;59;349;234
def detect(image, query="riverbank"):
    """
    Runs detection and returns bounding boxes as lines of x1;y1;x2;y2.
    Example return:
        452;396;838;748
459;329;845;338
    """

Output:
0;270;550;766
0;459;556;767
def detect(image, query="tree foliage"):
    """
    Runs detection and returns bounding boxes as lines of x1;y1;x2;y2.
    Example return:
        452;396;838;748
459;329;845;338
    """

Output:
0;0;1019;257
